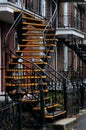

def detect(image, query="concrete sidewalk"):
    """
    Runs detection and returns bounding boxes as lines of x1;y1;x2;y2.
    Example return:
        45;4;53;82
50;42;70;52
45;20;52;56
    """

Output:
47;109;86;130
74;109;86;130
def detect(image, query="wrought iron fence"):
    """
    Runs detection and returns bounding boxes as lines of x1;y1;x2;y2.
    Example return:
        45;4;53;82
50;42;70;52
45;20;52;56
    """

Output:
0;99;43;130
66;82;79;116
0;100;18;130
78;81;86;109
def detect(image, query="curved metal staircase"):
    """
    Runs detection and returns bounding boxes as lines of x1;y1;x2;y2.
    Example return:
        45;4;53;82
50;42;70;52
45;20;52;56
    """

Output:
5;0;68;126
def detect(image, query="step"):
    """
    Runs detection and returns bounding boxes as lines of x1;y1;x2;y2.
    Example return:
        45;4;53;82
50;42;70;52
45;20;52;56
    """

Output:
48;117;77;130
33;103;59;110
21;99;37;103
18;44;56;47
5;75;46;79
29;89;48;94
16;50;54;53
6;68;46;72
22;33;55;37
8;91;26;96
14;10;34;18
12;55;51;59
21;96;49;102
6;82;47;87
22;38;55;42
45;110;66;119
8;61;48;65
22;22;46;28
22;27;55;32
22;16;44;24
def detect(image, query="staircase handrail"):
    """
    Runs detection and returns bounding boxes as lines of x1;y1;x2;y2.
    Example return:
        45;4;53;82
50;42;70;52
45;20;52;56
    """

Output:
5;1;68;108
42;0;57;56
5;12;22;46
6;48;65;106
43;0;57;34
47;64;69;82
42;0;69;83
6;46;69;87
4;1;69;90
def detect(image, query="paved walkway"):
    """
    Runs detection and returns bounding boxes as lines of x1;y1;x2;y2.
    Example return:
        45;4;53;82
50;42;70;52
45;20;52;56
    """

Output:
74;109;86;130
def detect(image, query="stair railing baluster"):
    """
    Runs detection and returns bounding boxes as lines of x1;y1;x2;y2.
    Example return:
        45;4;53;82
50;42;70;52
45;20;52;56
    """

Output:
39;78;46;128
42;0;57;61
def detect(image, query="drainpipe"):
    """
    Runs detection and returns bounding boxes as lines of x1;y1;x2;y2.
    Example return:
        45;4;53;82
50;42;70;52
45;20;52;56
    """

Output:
64;45;68;71
63;3;68;115
64;3;68;72
74;52;77;71
41;0;46;17
0;28;2;92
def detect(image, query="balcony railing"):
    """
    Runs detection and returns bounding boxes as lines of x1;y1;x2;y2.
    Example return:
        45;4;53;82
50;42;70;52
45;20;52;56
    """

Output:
7;0;45;17
58;15;84;32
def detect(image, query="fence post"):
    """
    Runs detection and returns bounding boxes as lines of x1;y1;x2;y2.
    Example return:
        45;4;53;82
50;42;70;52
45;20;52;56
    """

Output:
17;98;22;130
63;79;67;116
39;79;47;130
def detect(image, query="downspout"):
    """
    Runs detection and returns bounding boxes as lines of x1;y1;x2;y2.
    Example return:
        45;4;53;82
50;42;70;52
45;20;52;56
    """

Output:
64;2;68;71
41;0;46;17
0;28;2;92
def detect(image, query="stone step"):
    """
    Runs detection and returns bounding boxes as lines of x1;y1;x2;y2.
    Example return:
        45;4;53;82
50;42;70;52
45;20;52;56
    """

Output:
48;117;77;130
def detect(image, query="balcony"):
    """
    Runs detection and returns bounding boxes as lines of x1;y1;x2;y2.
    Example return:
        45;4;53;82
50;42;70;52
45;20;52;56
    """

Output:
0;0;22;23
56;15;84;39
0;0;45;23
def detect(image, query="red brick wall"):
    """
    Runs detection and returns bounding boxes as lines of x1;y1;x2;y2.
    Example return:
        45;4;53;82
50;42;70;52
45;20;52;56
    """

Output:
57;42;64;72
0;21;13;91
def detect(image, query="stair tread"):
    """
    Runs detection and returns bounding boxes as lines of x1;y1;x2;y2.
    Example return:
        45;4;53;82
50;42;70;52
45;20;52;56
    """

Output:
9;91;26;95
16;50;54;53
29;89;48;94
46;103;59;108
21;99;37;102
9;61;48;65
6;69;46;72
18;44;56;47
22;33;55;36
22;22;46;27
45;110;66;118
12;55;51;59
6;82;47;87
22;39;55;42
22;27;55;31
5;75;46;79
33;103;59;110
22;16;44;23
14;10;34;18
21;97;49;102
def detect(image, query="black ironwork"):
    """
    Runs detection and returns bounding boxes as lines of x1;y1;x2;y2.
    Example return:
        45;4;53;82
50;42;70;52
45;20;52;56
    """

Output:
0;101;18;130
3;0;83;129
58;15;84;31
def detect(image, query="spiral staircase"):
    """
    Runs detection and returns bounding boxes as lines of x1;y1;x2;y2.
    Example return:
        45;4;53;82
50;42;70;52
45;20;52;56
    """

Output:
72;44;86;63
4;1;68;126
63;40;86;63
